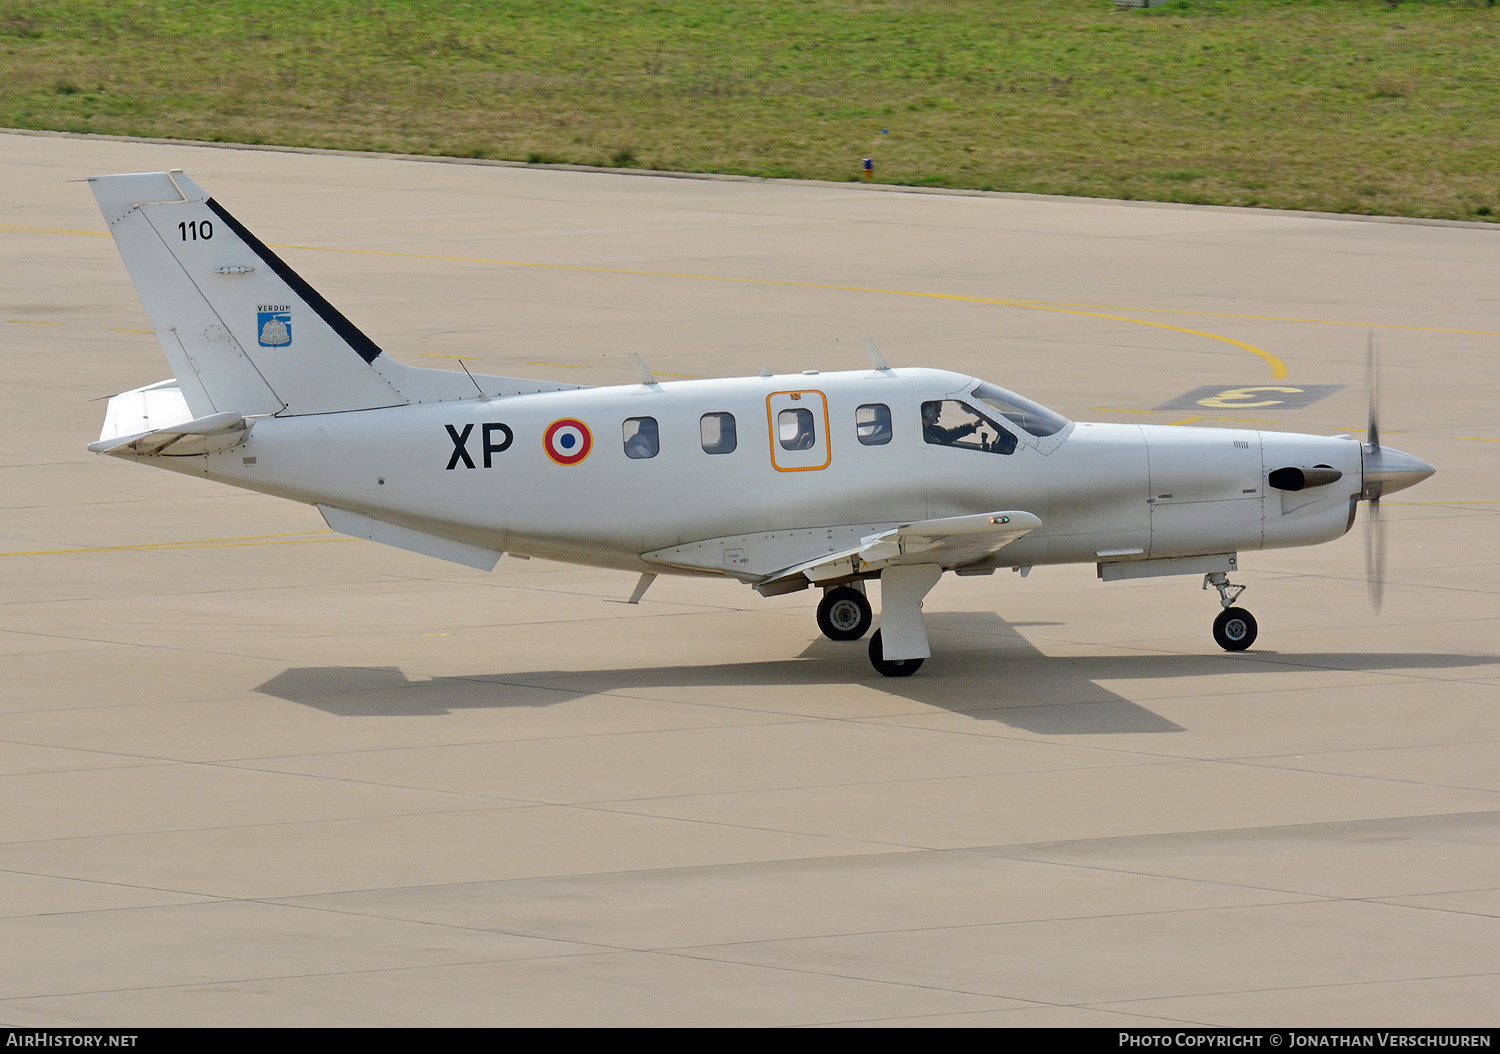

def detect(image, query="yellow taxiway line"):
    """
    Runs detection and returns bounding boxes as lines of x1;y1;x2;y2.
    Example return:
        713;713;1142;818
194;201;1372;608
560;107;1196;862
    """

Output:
0;531;350;557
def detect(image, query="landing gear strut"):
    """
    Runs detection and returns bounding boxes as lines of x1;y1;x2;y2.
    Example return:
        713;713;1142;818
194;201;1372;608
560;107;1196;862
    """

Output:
810;567;940;676
1204;571;1257;652
866;565;941;677
816;585;873;641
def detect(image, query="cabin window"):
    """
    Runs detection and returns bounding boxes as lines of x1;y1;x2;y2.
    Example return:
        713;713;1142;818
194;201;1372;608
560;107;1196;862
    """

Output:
623;416;659;460
700;412;737;454
920;400;1017;455
778;408;816;450
856;403;892;446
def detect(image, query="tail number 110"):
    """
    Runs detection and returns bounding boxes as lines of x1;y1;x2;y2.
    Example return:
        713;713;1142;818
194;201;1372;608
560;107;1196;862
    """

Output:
178;220;214;241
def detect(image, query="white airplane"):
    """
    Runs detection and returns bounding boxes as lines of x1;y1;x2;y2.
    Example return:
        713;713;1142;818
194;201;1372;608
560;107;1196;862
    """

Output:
86;171;1436;676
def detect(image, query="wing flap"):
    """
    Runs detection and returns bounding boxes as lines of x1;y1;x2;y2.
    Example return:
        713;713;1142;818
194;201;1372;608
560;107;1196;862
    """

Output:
764;510;1042;587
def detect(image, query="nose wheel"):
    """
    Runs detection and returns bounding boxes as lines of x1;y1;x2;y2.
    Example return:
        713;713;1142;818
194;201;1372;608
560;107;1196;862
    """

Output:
1212;607;1258;651
1204;572;1257;652
817;585;873;641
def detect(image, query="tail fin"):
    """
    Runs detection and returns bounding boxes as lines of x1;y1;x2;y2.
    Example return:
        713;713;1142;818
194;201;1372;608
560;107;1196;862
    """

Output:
91;171;587;418
91;171;414;417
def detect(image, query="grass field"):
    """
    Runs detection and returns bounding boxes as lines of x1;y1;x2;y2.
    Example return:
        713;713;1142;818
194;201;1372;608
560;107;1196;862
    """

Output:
4;0;1498;220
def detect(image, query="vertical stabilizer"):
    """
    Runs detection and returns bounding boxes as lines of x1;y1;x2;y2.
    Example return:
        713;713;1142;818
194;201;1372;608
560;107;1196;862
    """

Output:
90;171;409;417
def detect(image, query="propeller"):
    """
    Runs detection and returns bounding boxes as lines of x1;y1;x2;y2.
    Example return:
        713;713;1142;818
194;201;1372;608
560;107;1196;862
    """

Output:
1358;331;1436;613
1363;332;1386;612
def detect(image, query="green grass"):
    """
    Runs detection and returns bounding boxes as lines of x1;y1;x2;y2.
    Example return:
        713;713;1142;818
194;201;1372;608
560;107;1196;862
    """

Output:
4;0;1499;220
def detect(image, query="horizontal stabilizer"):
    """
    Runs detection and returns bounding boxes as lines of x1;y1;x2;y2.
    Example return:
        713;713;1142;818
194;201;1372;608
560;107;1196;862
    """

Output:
89;381;247;456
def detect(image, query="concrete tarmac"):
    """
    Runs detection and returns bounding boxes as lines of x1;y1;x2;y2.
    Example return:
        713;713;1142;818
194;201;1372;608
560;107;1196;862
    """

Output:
2;131;1497;1027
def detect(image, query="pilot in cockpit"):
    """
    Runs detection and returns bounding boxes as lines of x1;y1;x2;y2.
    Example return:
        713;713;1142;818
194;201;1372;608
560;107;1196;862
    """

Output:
921;401;978;446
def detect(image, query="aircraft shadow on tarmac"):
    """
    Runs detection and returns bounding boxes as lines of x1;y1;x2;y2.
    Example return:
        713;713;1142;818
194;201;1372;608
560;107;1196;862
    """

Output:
254;611;1495;735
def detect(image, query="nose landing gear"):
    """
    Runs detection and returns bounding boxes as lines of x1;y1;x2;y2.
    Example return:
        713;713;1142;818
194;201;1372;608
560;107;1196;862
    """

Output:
1204;571;1257;651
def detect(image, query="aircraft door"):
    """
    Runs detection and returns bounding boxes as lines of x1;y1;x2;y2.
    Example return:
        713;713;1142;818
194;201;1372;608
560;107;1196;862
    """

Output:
766;390;831;472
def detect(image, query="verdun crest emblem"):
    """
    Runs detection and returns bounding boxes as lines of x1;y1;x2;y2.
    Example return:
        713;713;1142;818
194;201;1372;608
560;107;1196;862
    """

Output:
257;305;292;347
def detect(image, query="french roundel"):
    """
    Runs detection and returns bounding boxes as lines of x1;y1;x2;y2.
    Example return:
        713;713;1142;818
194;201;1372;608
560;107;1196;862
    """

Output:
543;418;593;465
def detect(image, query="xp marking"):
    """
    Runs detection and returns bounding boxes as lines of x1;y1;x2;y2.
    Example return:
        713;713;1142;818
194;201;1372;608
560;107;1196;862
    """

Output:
445;422;513;470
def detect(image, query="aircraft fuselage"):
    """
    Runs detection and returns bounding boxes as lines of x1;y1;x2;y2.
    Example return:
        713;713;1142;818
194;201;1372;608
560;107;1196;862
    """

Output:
171;367;1363;580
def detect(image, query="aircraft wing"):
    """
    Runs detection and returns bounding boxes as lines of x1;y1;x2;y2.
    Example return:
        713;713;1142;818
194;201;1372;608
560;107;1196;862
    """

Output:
760;510;1042;589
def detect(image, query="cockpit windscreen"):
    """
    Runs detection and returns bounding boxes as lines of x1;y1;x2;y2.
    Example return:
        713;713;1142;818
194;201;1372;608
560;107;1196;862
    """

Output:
971;382;1070;437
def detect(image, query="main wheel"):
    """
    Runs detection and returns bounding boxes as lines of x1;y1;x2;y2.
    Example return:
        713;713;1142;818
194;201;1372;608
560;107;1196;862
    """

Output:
868;629;924;677
1212;606;1258;652
817;586;873;641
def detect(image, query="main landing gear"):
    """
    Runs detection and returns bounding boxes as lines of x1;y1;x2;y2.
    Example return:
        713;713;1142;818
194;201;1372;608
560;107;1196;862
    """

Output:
867;629;922;677
816;584;922;676
816;586;873;642
1205;571;1257;652
816;584;923;676
818;566;942;677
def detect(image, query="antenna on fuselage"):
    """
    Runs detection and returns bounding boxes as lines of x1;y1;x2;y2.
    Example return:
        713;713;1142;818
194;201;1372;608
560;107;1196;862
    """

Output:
455;358;485;396
629;353;659;386
862;338;892;371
